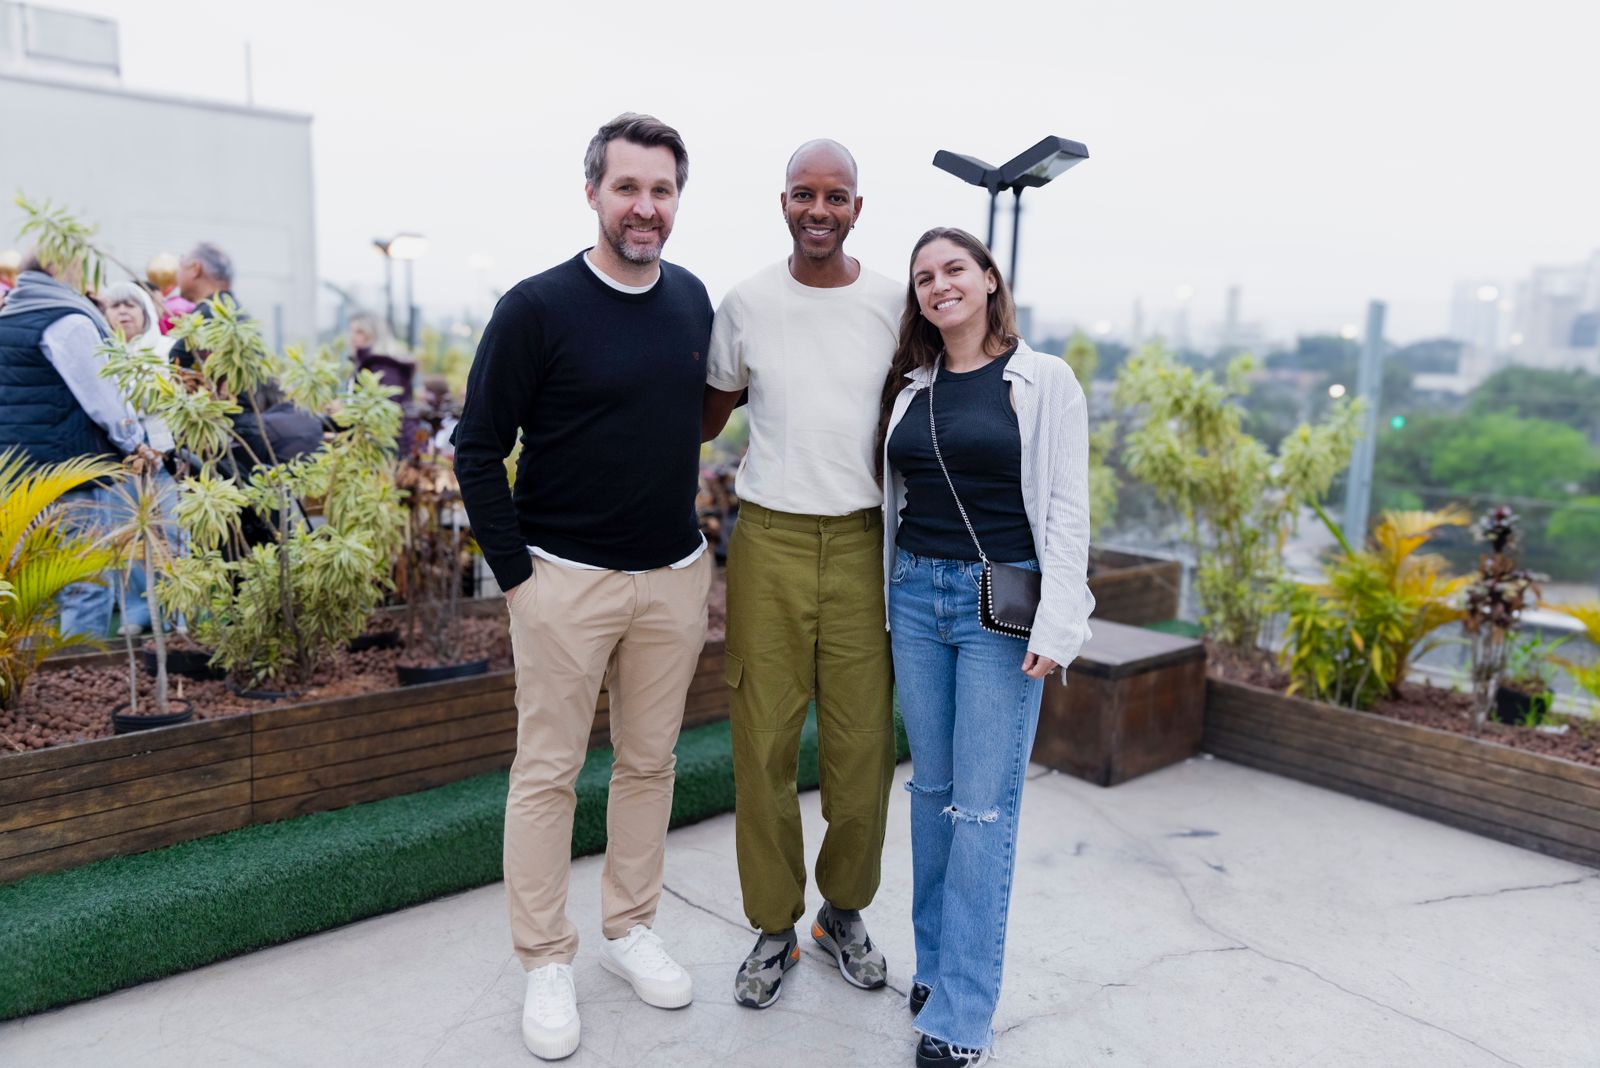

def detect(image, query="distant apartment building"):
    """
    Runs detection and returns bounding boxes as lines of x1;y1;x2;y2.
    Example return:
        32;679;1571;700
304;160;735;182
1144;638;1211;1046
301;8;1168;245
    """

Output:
1446;251;1600;387
0;2;317;348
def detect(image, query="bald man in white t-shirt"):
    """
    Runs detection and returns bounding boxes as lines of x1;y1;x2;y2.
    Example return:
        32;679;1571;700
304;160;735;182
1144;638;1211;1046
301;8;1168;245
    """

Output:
702;140;902;1010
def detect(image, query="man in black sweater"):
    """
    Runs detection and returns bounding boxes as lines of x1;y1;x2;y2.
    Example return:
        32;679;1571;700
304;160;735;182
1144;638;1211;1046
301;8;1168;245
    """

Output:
452;114;713;1062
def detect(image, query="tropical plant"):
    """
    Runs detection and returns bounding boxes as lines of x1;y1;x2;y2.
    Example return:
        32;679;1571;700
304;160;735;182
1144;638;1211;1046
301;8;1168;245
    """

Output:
1115;343;1361;649
1549;602;1600;713
0;451;123;708
1463;506;1542;730
100;302;405;690
1274;505;1468;710
1061;332;1116;539
13;193;137;295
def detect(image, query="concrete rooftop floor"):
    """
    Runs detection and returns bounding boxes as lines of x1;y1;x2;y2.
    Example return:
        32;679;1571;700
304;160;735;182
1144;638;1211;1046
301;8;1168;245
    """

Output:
4;755;1598;1068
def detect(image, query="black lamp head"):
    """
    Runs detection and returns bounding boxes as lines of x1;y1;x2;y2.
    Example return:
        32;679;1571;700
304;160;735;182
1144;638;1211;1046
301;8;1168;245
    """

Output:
998;136;1090;189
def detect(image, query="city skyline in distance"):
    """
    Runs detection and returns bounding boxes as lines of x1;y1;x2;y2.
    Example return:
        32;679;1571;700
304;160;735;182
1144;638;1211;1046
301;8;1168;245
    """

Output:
37;0;1600;346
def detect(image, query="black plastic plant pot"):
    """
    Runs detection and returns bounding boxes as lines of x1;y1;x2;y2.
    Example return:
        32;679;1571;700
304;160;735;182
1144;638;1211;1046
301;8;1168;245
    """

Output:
142;647;226;681
1492;685;1551;726
111;699;195;735
347;629;402;654
396;658;490;687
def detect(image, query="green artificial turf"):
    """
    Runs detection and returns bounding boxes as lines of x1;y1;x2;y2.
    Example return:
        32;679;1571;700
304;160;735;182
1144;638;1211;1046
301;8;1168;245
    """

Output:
0;708;908;1020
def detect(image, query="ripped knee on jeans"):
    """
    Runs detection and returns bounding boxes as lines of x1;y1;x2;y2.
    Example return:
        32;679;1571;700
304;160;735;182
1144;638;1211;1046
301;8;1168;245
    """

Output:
942;803;999;825
904;778;952;797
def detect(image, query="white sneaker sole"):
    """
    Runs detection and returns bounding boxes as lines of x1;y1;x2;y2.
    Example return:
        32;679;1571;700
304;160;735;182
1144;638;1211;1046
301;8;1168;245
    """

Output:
522;1015;580;1061
598;954;693;1009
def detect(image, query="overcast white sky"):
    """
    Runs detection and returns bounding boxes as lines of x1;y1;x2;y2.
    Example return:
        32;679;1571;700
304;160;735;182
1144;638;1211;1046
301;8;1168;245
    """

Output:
65;0;1600;343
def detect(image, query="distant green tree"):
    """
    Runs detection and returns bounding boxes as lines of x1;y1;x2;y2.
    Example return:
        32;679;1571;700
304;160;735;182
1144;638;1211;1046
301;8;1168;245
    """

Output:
1467;367;1600;436
1546;497;1600;574
1390;338;1462;375
1375;412;1596;502
1428;413;1596;499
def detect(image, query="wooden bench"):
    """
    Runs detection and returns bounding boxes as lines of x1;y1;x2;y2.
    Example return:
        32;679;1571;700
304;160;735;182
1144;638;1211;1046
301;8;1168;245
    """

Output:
1032;620;1207;787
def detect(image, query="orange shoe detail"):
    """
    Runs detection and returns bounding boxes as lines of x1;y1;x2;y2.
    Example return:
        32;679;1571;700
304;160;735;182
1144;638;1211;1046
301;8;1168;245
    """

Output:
812;924;825;939
790;947;800;961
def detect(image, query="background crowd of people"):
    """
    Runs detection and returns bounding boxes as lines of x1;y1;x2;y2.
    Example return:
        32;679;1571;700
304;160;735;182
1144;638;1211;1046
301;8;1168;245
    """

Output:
0;240;420;641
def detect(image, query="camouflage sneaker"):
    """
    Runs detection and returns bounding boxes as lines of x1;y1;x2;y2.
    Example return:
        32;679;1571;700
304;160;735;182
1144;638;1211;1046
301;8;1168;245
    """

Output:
733;928;799;1009
811;902;887;990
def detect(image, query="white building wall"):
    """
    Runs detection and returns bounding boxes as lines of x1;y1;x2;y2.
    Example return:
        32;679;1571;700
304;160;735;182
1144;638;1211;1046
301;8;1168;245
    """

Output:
0;72;316;350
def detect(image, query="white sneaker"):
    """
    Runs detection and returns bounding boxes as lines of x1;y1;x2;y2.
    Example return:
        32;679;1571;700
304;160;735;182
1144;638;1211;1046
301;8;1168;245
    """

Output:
598;924;693;1008
522;962;580;1060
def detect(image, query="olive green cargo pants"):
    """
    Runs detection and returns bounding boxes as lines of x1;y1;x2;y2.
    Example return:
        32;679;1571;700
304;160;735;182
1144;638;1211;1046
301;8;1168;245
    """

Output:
725;501;897;933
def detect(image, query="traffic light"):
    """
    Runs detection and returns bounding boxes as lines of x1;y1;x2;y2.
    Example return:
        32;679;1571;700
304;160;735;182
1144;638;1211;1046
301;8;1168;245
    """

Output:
1390;415;1406;430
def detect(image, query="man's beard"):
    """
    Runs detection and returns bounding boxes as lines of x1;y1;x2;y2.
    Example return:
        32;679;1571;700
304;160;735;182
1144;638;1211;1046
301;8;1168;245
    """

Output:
604;218;665;265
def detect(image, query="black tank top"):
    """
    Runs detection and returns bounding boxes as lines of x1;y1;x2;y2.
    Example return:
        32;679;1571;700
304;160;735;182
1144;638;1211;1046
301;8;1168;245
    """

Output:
887;350;1035;563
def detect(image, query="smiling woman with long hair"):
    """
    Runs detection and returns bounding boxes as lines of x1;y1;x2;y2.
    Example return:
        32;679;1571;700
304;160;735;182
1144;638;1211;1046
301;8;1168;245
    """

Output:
877;227;1094;1068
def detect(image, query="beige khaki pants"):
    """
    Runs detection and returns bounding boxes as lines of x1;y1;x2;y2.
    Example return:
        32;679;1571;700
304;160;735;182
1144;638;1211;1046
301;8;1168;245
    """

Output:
504;552;712;969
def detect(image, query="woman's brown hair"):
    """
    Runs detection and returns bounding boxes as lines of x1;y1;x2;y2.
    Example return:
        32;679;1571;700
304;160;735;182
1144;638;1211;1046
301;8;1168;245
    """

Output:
874;227;1018;476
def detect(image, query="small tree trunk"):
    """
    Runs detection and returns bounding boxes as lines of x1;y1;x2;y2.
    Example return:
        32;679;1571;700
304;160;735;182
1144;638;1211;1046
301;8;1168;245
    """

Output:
144;540;169;715
118;574;138;717
275;485;302;683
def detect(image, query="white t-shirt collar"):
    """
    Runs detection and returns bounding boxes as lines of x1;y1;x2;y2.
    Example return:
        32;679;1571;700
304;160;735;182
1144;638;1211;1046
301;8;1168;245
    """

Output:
584;250;659;294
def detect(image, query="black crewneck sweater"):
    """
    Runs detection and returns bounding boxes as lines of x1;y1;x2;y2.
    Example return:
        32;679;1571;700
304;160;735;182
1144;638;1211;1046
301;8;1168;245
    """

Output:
453;252;713;589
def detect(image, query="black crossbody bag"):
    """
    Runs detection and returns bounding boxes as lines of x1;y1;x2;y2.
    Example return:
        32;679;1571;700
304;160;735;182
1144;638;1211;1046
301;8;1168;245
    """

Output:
926;359;1042;640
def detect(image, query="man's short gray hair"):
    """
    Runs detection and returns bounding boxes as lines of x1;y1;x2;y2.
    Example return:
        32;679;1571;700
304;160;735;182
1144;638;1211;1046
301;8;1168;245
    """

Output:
583;113;689;193
183;242;233;285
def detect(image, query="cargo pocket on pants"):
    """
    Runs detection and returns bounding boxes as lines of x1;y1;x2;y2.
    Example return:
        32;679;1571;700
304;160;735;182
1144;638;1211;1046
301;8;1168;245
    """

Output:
724;652;744;689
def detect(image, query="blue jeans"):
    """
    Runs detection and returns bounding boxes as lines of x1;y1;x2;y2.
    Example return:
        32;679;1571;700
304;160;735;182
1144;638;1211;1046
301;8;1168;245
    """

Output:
888;548;1045;1050
57;471;183;640
56;484;119;641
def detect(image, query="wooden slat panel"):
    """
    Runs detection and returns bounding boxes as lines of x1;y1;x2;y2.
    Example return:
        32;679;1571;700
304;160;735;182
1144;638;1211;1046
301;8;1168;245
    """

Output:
252;689;513;754
251;752;514;823
1206;731;1600;868
0;715;249;780
253;729;517;802
1;805;253;884
249;671;514;731
0;732;250;806
1209;680;1600;790
253;708;515;777
1205;726;1600;854
1214;696;1600;816
0;781;252;861
0;758;252;834
1206;714;1600;841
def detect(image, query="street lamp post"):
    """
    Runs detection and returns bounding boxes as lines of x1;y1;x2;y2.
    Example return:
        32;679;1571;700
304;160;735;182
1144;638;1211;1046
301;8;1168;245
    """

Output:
932;135;1089;295
372;232;429;350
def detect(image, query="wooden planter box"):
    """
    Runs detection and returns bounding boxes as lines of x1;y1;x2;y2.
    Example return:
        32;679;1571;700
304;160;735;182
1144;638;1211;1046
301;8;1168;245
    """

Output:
1204;677;1600;869
0;639;729;883
1088;547;1182;626
1033;620;1207;786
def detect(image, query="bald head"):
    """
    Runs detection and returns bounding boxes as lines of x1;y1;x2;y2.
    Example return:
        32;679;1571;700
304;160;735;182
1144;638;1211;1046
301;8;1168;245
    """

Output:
785;139;859;191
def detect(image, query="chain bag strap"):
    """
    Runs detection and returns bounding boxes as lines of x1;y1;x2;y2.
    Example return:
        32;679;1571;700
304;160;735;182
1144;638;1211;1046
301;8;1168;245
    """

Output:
927;357;1041;639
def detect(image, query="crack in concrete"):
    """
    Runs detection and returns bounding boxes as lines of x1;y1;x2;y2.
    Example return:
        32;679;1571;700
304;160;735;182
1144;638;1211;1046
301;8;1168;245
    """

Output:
1413;874;1598;907
1072;794;1528;1068
661;883;750;934
419;952;517;1067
